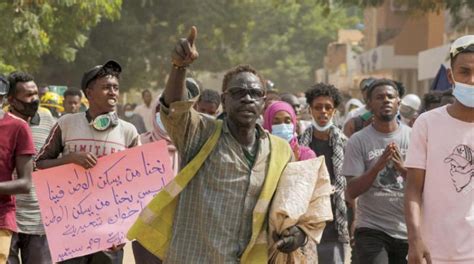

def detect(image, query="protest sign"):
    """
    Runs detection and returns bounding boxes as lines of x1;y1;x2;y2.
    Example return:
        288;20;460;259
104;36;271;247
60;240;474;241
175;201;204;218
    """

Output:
32;140;173;262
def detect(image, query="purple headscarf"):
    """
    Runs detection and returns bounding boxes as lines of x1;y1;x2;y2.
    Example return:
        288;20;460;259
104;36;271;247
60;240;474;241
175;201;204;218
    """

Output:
263;101;316;161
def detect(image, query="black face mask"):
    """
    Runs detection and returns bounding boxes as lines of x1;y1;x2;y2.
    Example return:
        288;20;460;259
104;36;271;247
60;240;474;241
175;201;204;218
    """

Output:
13;98;40;117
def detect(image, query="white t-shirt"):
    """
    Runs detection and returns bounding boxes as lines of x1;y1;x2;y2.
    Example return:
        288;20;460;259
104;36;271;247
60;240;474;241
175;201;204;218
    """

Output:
405;106;474;263
134;103;154;132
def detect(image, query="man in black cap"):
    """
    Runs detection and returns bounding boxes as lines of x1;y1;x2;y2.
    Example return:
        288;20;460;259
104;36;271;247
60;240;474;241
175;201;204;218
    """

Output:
36;60;140;264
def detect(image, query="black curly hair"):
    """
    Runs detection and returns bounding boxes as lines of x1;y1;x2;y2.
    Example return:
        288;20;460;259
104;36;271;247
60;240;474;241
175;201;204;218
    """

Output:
64;88;82;99
366;79;405;100
305;83;342;108
7;71;35;96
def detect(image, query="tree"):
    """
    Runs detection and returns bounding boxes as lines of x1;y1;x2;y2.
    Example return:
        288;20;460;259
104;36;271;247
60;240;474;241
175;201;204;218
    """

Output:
36;0;359;92
0;0;121;74
317;0;473;25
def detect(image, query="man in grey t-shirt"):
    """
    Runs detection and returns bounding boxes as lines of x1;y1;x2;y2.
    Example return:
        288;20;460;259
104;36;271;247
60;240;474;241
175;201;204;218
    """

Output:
342;79;410;264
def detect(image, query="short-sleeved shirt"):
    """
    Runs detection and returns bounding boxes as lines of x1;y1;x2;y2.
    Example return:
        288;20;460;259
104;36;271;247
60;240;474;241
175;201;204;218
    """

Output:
342;124;411;240
0;111;35;232
405;106;474;263
15;108;56;234
36;112;140;161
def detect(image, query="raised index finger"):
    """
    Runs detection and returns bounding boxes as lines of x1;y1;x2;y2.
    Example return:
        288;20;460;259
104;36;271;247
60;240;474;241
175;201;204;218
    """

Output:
187;26;197;46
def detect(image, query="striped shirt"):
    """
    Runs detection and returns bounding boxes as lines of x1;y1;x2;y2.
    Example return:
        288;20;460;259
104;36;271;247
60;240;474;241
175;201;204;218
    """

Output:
160;98;271;263
16;108;56;234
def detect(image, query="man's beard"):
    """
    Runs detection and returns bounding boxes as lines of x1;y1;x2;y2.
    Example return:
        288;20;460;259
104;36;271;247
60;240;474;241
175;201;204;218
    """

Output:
380;113;396;122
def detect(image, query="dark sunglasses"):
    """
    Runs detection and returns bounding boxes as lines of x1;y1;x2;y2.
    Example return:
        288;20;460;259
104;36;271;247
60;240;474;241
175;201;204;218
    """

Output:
225;87;265;99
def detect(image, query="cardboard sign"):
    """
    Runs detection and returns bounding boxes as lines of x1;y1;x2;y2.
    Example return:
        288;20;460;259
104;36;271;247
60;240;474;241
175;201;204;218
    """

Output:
32;141;173;262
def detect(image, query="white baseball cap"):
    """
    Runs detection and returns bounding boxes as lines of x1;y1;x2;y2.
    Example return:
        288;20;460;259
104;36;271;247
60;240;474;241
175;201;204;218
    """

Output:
450;35;474;59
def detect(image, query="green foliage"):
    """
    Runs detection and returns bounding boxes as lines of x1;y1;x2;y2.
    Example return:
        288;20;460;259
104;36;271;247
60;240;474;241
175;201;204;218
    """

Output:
0;0;121;74
36;0;359;92
317;0;473;24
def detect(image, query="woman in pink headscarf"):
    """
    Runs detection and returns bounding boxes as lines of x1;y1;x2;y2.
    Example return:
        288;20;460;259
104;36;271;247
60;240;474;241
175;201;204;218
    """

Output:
134;98;179;264
263;101;316;161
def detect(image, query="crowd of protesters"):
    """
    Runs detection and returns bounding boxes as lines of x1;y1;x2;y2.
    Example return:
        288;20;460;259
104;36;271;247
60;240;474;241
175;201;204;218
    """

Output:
0;27;472;264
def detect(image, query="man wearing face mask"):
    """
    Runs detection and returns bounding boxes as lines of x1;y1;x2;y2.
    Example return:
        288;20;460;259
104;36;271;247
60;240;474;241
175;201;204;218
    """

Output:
405;35;474;264
298;83;350;264
6;72;55;264
36;60;140;264
0;75;34;263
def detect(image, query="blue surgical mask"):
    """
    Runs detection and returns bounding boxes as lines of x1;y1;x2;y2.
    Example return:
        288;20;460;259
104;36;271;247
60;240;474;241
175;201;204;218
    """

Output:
453;80;474;108
312;119;333;132
271;123;294;142
155;113;166;132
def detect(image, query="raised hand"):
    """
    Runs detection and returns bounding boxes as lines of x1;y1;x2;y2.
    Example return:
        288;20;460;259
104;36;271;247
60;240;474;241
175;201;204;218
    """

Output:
171;26;199;67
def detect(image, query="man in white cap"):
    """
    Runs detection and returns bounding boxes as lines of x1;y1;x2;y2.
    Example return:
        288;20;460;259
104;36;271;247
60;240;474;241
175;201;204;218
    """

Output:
399;94;421;127
405;35;474;264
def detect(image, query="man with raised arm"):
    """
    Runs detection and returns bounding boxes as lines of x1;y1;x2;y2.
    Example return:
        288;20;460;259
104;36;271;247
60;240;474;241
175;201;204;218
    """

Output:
128;26;309;263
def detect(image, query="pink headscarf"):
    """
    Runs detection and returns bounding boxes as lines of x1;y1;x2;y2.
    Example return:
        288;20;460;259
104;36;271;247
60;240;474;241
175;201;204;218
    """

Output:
263;101;316;161
140;98;179;174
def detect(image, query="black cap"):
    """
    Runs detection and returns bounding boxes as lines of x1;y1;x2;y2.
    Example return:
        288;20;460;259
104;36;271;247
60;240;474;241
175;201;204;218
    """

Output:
0;75;9;95
81;60;122;91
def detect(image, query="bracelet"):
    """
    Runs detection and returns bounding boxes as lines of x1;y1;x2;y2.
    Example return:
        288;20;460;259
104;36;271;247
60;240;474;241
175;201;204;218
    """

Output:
172;64;188;70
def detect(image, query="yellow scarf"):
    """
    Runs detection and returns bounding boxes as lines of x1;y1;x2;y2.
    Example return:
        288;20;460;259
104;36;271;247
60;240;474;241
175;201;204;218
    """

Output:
127;120;292;263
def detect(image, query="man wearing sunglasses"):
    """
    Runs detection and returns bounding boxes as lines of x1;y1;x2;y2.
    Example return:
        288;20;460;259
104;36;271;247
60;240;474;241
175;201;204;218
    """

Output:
129;26;307;263
405;35;474;264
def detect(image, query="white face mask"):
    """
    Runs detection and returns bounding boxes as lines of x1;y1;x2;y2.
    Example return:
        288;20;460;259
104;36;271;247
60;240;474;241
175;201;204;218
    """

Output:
312;119;333;132
309;108;334;132
453;79;474;108
124;111;134;118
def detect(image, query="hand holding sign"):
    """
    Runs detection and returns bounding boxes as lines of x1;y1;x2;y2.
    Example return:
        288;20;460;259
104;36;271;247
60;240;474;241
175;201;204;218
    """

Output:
171;26;199;67
32;141;174;262
65;152;98;169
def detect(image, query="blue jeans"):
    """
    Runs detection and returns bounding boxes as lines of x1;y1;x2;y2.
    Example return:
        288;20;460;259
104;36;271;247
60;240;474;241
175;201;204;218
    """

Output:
354;227;408;264
8;232;52;264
